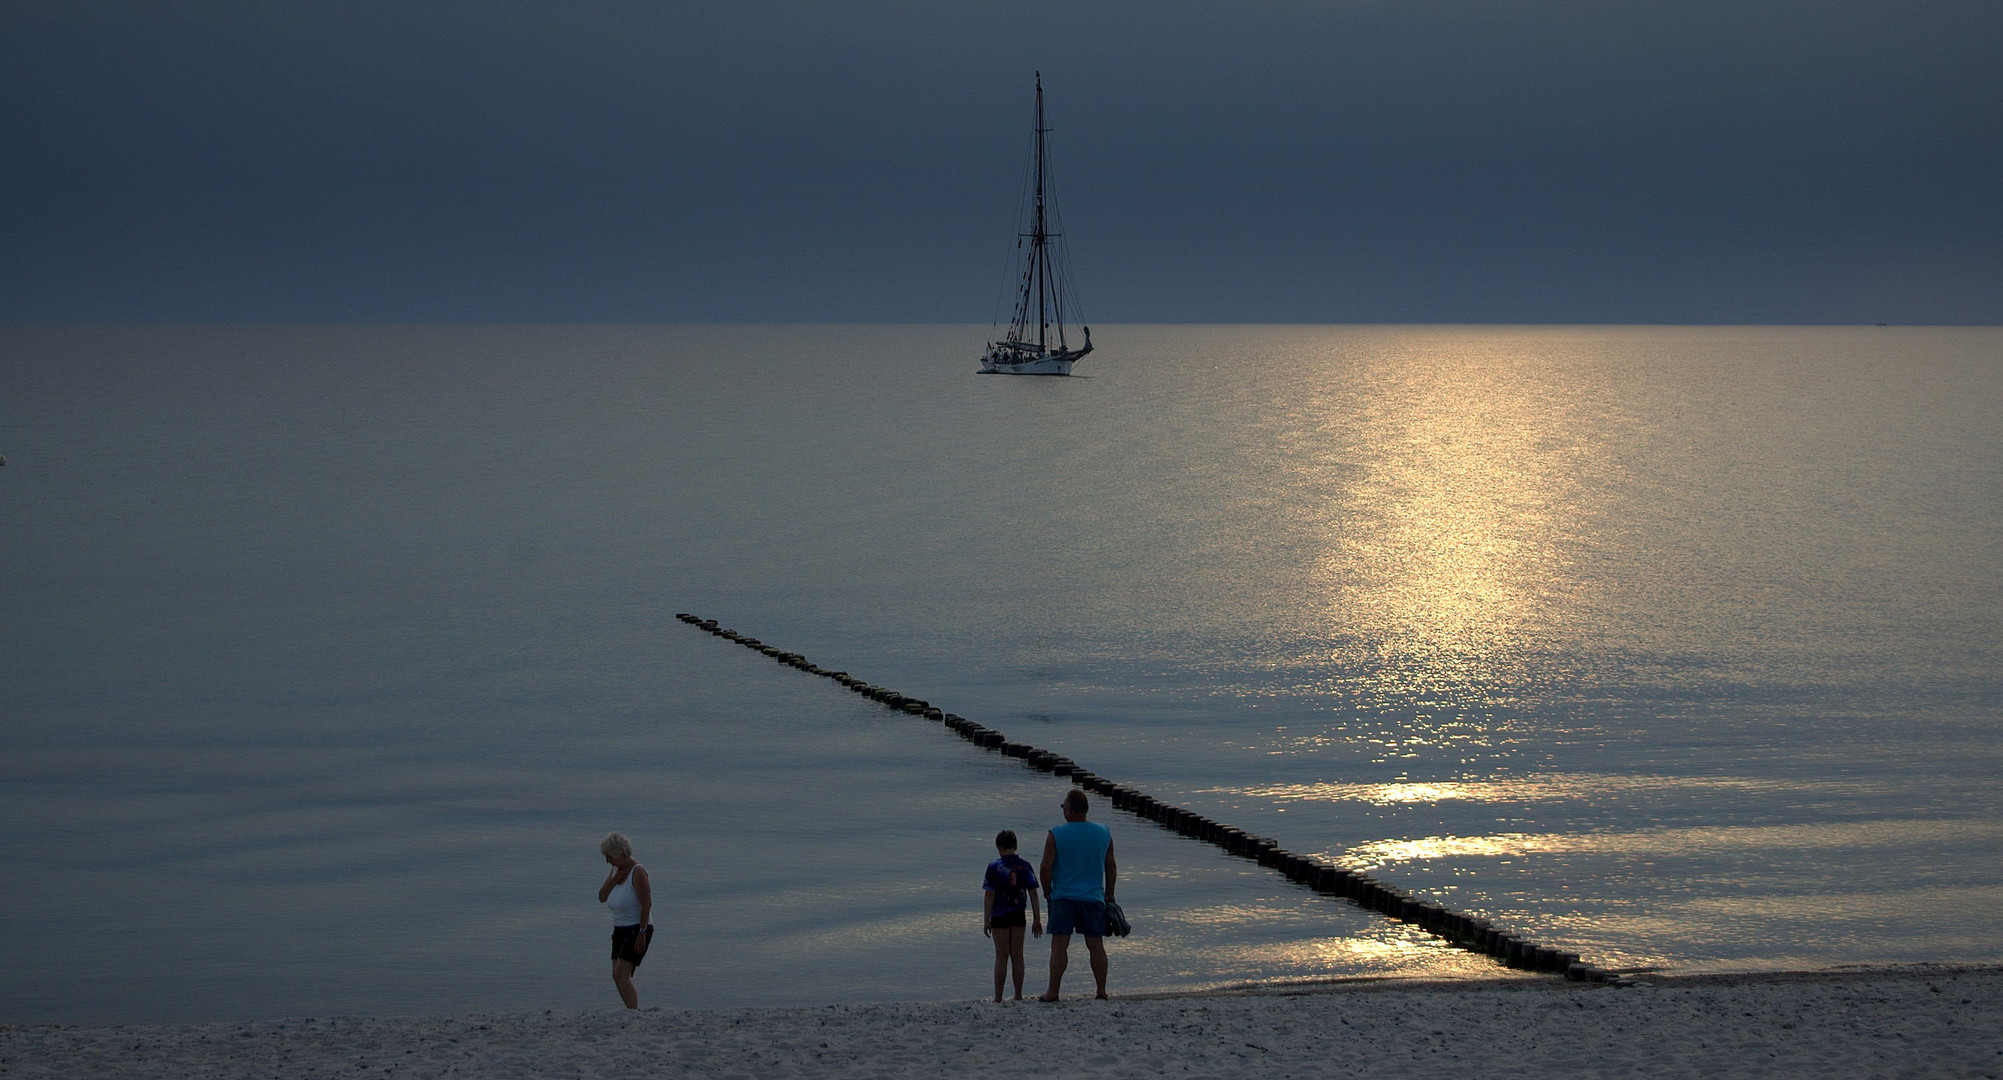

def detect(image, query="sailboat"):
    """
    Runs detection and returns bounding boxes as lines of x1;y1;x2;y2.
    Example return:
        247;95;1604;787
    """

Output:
980;73;1093;376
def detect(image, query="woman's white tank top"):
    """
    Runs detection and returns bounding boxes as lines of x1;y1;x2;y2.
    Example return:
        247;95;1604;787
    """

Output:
606;868;644;926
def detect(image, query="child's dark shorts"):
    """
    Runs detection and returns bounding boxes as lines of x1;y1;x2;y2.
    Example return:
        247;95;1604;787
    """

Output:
988;910;1027;930
612;924;655;967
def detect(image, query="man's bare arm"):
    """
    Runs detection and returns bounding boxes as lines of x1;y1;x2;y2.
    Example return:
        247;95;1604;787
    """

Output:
1104;837;1117;903
1040;831;1058;899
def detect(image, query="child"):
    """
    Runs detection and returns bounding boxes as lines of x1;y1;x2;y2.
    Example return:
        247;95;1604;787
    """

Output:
982;829;1044;1001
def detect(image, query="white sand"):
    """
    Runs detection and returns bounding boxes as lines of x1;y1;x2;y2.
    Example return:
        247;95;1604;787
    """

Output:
5;966;1998;1079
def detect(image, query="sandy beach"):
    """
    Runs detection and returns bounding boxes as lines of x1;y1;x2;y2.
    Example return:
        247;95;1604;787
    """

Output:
5;966;1997;1079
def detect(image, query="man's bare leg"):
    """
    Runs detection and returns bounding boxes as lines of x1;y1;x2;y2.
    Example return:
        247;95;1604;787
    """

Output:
1084;935;1109;999
612;959;639;1009
1040;933;1070;1001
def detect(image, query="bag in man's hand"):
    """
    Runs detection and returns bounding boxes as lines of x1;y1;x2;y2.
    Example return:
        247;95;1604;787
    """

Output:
1104;900;1131;938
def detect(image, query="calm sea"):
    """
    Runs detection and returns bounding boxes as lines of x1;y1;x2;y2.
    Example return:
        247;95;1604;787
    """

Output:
2;324;1999;1022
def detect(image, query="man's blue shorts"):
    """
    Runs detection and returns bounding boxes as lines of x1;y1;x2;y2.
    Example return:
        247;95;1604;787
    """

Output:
1048;897;1107;937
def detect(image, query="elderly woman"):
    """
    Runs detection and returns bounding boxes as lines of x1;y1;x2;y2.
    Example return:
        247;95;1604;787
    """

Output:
597;832;654;1009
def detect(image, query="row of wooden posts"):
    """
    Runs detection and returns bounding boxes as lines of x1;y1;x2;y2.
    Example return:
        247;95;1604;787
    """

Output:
677;612;1618;984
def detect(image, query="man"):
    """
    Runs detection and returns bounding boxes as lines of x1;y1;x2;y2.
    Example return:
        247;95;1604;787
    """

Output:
1039;788;1116;1001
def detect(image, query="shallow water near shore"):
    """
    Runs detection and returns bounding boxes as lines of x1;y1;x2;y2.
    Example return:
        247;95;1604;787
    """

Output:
3;324;2000;1021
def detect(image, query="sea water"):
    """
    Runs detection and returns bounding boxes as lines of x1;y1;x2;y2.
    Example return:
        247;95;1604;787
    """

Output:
2;324;1999;1021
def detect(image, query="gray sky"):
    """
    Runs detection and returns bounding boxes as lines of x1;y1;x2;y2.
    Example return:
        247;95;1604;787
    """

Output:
4;0;1998;323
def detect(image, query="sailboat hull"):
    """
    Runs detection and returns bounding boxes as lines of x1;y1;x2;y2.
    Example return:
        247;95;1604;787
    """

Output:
979;349;1084;375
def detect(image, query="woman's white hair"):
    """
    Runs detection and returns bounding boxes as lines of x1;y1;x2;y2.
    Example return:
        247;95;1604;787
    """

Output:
599;832;633;859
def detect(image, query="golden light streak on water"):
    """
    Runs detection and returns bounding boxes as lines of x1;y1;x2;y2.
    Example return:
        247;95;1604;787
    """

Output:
1305;332;1627;764
1335;819;2003;872
1120;907;1534;981
1202;774;1897;806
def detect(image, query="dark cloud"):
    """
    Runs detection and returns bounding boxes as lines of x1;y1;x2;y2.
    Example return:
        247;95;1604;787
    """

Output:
3;0;1998;322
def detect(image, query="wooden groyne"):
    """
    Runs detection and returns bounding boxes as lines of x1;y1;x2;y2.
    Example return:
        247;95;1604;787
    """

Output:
677;612;1616;983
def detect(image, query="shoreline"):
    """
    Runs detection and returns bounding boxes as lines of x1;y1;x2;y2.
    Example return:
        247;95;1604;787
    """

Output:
6;964;1998;1078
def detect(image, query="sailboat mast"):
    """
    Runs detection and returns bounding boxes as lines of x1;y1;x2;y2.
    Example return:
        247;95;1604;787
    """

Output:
1032;72;1047;351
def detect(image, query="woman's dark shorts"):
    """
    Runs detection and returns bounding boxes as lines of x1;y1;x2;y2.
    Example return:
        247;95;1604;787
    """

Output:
612;923;655;968
988;909;1027;930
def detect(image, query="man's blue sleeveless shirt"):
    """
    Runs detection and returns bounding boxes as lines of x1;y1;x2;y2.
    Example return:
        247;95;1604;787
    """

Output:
1048;820;1111;901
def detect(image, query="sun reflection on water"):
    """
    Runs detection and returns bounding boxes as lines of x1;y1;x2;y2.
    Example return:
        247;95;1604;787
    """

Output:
1203;772;1897;807
1121;903;1533;983
1335;818;2003;873
1300;332;1626;764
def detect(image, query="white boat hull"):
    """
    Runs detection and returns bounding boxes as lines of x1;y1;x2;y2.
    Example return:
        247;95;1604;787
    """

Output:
979;345;1090;376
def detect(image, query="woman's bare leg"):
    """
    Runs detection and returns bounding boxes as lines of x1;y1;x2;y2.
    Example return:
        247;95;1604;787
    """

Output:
613;958;639;1009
